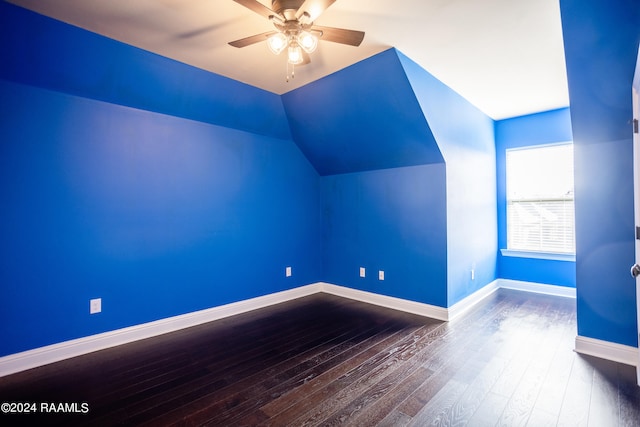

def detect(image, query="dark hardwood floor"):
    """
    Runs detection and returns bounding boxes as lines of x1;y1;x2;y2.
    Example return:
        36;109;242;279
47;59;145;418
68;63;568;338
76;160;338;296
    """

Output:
1;289;638;426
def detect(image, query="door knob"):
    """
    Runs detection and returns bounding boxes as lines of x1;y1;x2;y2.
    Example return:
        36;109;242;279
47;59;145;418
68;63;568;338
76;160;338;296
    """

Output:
631;264;640;278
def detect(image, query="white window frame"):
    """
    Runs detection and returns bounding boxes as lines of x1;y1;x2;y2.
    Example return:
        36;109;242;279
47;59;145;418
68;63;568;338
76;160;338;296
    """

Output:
503;142;575;260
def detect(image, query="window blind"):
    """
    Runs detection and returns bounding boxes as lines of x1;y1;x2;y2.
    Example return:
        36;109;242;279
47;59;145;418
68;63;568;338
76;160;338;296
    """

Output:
506;144;575;254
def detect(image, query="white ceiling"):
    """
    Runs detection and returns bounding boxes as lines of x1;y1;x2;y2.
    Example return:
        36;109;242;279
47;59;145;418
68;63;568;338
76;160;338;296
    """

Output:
7;0;569;120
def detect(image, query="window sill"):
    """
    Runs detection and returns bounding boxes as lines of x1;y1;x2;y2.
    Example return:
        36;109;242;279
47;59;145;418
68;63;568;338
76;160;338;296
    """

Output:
500;249;576;262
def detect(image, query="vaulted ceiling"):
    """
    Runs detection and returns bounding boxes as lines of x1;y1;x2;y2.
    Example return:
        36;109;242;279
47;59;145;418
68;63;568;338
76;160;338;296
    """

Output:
6;0;569;120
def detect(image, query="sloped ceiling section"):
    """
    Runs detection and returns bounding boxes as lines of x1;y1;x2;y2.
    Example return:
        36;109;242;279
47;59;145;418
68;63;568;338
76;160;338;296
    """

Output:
397;51;497;160
0;2;291;140
281;49;443;176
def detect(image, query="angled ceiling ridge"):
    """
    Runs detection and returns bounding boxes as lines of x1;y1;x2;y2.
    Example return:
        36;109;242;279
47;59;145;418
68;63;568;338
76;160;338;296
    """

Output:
281;48;444;176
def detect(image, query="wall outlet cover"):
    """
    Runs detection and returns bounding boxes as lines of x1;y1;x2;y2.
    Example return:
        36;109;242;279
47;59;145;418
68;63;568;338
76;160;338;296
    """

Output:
90;298;102;314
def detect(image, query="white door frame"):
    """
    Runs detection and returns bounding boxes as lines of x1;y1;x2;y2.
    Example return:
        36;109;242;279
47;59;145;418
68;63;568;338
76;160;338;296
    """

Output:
632;45;640;386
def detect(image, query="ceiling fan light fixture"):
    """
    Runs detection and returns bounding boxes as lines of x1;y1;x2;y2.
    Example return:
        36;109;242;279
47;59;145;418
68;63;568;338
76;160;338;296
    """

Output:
297;30;318;53
287;43;304;65
230;0;365;80
267;32;287;55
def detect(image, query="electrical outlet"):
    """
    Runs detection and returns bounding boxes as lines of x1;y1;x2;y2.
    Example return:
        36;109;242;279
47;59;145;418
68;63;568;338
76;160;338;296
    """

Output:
378;270;385;280
360;267;366;278
90;298;102;314
285;266;292;277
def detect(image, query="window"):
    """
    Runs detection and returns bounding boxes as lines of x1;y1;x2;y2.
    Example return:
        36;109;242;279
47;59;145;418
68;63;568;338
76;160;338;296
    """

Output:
506;143;575;255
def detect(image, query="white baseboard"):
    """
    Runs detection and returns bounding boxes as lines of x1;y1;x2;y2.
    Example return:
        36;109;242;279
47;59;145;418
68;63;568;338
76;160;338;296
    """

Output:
575;335;638;367
0;284;322;378
497;279;576;298
448;280;501;320
318;282;450;321
0;279;589;378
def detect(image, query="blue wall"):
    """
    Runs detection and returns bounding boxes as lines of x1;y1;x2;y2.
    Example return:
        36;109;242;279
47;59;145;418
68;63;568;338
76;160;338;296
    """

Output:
560;0;640;346
495;108;576;287
0;80;321;357
398;53;498;306
285;49;498;308
321;165;448;306
0;3;321;357
283;49;449;306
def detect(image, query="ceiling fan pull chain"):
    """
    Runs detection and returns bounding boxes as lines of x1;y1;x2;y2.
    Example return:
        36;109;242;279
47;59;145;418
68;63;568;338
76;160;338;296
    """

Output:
285;61;296;82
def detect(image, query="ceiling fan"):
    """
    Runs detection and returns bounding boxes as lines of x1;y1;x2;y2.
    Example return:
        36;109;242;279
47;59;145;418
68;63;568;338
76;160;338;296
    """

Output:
229;0;364;75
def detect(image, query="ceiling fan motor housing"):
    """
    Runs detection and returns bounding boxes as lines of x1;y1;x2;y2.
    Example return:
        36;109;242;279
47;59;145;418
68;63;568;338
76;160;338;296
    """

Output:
272;0;305;21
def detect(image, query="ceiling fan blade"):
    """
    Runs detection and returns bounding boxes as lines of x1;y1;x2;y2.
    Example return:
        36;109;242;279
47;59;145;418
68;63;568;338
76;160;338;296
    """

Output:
228;31;277;48
295;0;337;21
233;0;279;20
313;26;365;46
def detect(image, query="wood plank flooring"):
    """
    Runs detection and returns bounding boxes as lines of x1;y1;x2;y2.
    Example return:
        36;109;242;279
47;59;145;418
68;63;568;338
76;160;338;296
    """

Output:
0;289;638;426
